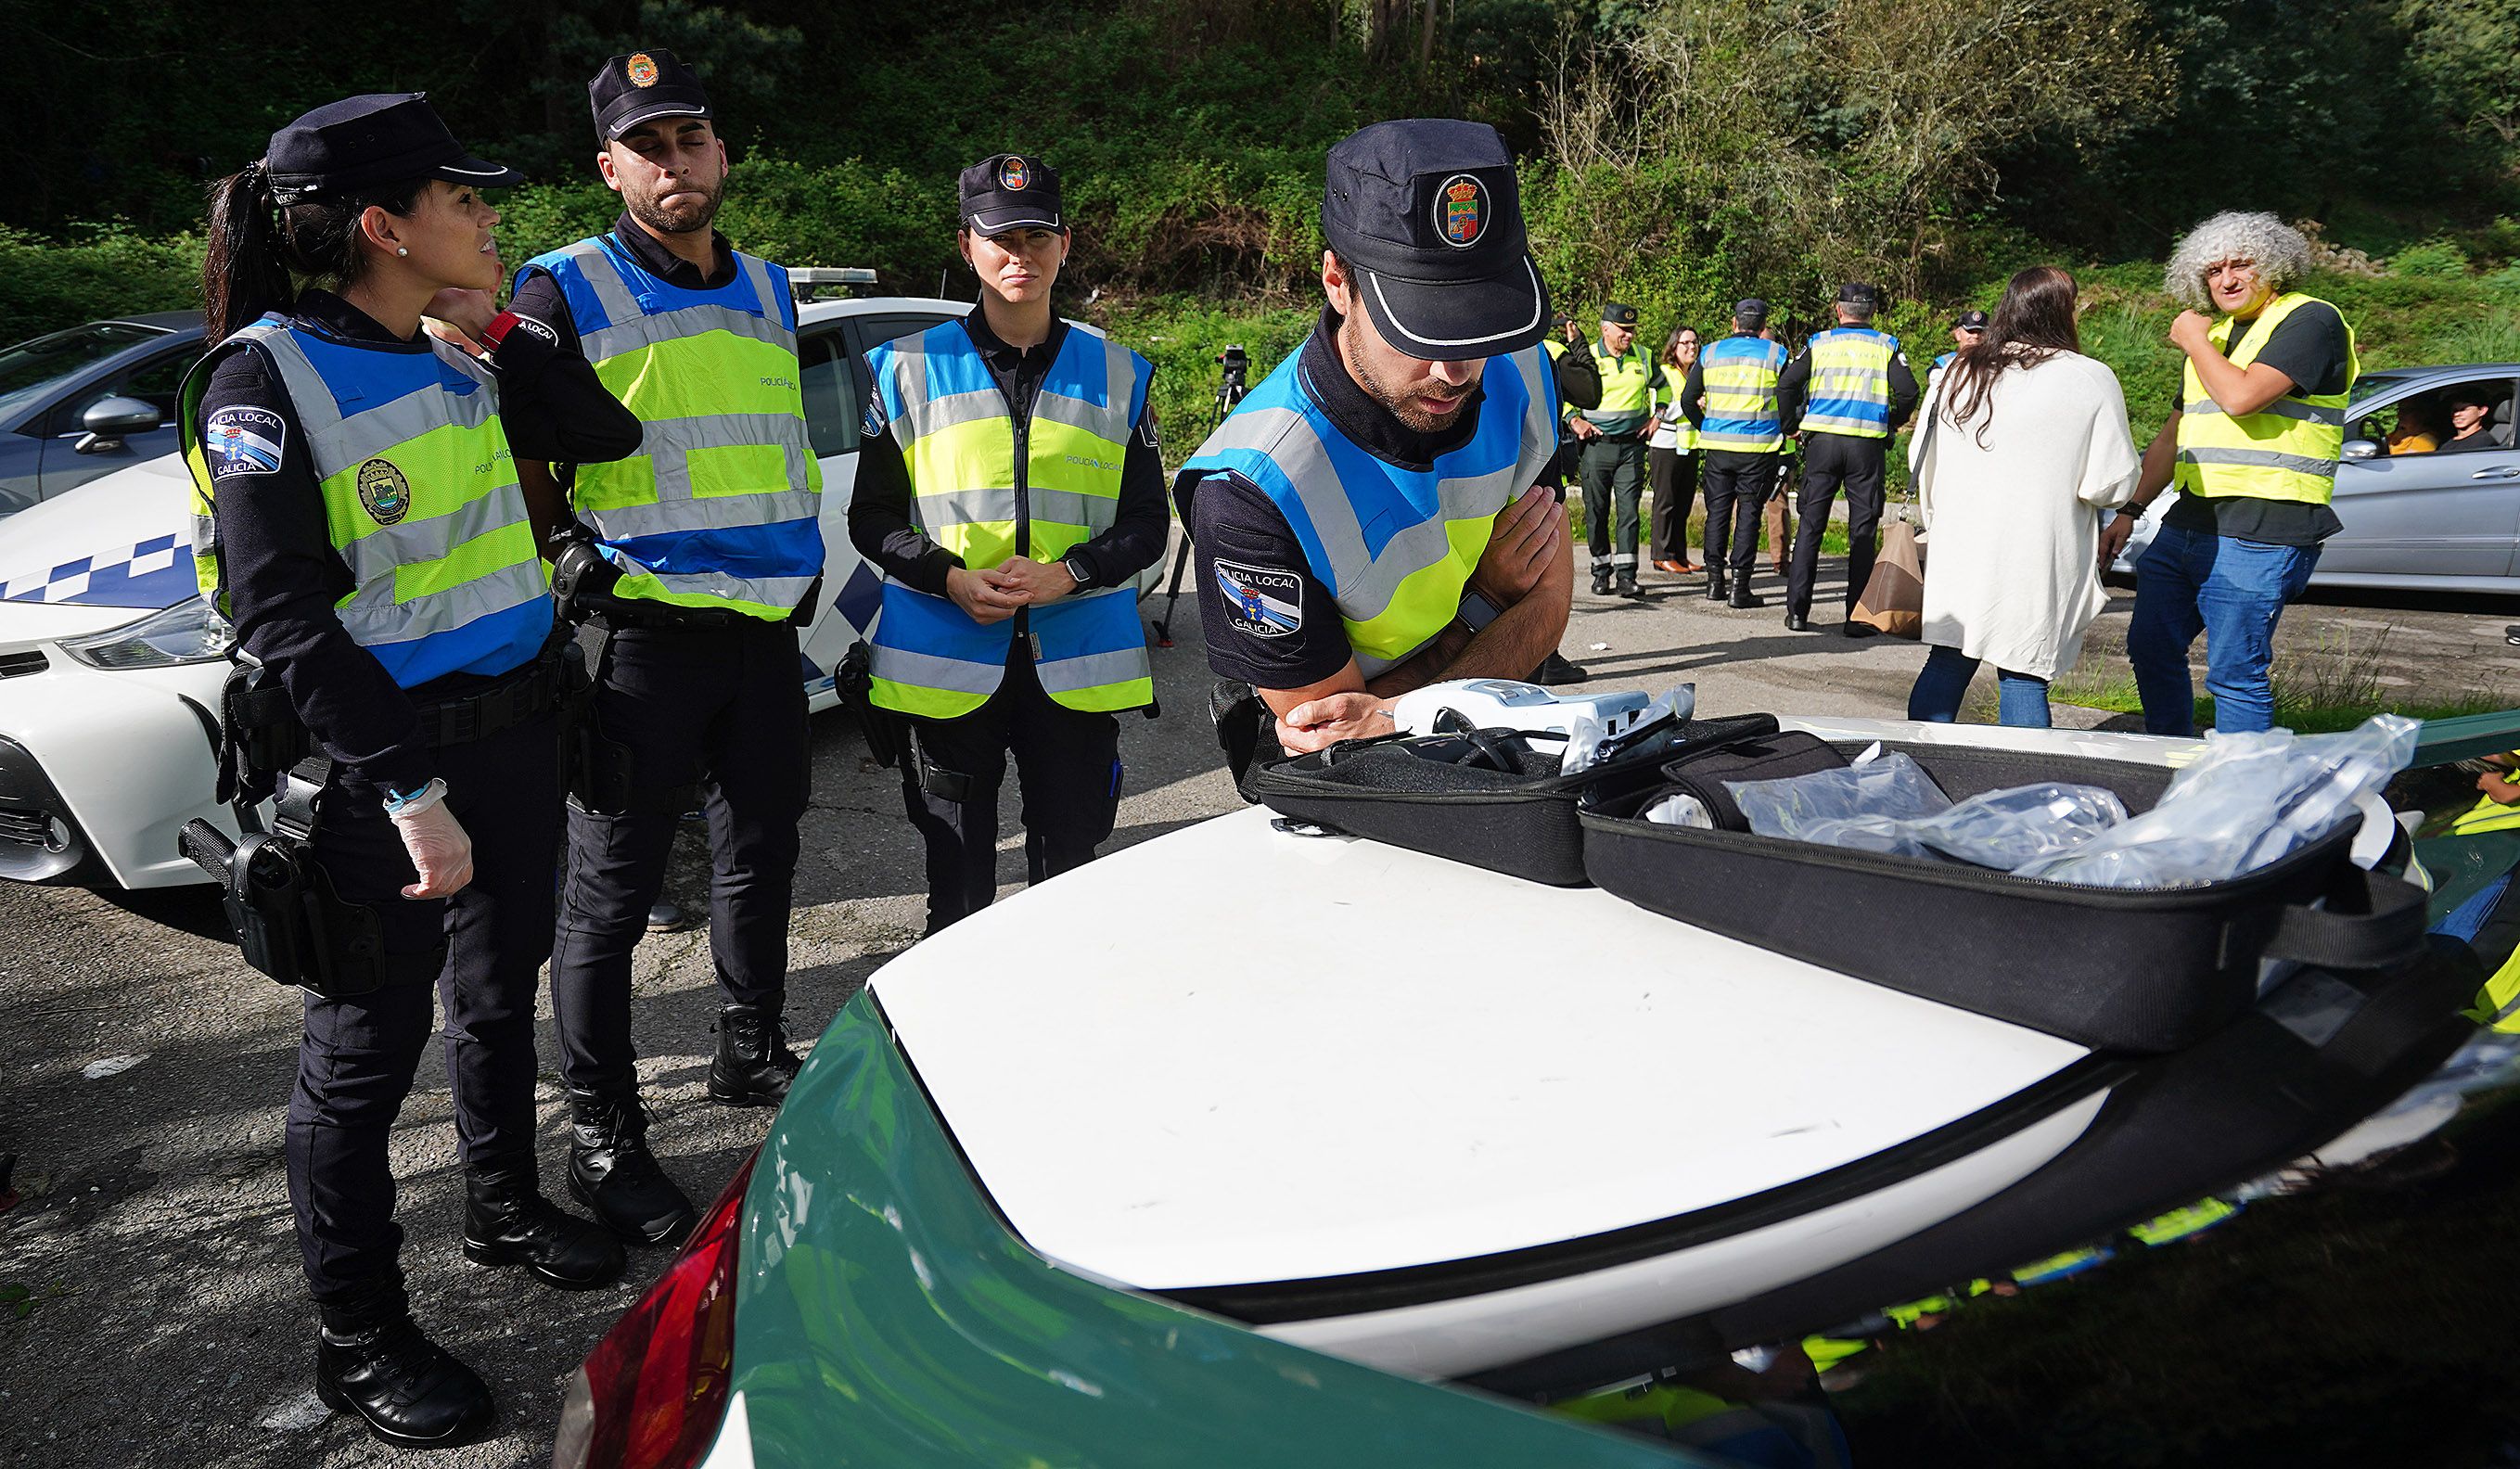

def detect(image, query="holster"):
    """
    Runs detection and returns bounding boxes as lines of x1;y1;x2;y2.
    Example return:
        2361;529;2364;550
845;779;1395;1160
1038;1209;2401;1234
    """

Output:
906;727;974;806
213;658;309;814
835;640;904;770
1210;680;1272;799
178;763;416;998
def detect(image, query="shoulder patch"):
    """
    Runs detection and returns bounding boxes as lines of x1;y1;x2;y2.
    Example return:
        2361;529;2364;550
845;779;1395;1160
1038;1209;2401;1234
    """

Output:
203;406;286;479
509;313;559;346
1213;558;1303;639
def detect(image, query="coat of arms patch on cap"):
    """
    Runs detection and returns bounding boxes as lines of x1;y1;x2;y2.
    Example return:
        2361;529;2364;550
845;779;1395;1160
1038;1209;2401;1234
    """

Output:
356;458;412;527
1436;173;1487;248
625;53;659;87
999;156;1030;191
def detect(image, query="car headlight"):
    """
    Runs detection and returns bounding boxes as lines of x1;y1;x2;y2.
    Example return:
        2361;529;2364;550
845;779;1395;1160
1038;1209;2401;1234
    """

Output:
56;596;234;670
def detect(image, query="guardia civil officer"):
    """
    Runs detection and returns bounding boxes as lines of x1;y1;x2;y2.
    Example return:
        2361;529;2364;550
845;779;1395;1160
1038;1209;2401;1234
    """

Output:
1775;283;1918;633
509;50;823;1247
1679;299;1790;607
186;95;643;1448
1177;119;1571;759
849;155;1169;933
1567;302;1666;598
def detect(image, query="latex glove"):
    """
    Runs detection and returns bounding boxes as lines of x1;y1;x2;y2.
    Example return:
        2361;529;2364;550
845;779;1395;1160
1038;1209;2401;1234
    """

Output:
392;802;474;899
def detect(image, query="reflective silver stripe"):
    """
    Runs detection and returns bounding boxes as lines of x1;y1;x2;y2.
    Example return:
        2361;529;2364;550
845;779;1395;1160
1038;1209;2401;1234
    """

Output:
1513;348;1556;475
2178;397;2345;427
339;480;527;568
2492;989;2520;1028
252;332;502;476
585;487;823;542
582;306;802;363
635;412;814;505
1036;645;1151;695
1032;380;1132;443
555;239;644;324
914;486;1116;533
337;556;547;646
2176;446;2340;479
869;642;1003;695
897;388;1011;441
631;568;819;607
736;254;792;341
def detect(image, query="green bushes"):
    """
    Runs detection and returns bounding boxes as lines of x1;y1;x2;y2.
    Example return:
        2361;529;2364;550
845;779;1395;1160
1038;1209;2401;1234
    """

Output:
0;226;202;341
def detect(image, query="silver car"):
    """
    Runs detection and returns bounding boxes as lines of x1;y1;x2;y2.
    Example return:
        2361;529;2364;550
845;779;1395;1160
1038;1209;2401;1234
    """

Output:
2117;362;2520;594
0;313;206;517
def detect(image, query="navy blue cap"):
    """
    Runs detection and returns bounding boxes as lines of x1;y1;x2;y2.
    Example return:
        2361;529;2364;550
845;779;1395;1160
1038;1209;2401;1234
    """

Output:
263;94;519;204
1323;119;1548;362
1836;282;1879;307
1733;298;1770;326
960;153;1063;234
1953;309;1990;330
590;49;712;142
1600;301;1640;325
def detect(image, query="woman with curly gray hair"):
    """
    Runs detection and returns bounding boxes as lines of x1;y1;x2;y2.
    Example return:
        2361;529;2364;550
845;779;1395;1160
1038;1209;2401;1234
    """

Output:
2095;210;2360;736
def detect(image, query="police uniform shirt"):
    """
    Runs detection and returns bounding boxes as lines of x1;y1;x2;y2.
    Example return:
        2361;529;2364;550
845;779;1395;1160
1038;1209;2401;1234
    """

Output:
848;306;1170;600
197;288;641;791
1177;303;1560;690
505;211;737;352
2162;299;2350;546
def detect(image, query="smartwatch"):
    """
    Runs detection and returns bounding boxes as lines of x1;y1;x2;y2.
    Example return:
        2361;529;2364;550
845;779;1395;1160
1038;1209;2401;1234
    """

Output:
1060;552;1096;591
1457;591;1503;634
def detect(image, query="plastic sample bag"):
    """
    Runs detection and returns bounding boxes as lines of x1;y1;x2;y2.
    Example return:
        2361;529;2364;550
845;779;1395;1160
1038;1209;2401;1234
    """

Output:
1727;744;1951;856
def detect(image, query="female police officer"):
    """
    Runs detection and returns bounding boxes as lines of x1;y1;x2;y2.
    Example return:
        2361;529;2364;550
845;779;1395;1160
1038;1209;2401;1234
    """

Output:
185;95;642;1449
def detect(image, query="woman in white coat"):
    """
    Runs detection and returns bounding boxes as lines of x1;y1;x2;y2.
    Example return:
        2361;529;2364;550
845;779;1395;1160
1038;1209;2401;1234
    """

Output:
1906;266;2140;727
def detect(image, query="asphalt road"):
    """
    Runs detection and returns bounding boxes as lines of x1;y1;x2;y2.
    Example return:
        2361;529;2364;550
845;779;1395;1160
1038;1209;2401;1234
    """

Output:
1;541;2512;1467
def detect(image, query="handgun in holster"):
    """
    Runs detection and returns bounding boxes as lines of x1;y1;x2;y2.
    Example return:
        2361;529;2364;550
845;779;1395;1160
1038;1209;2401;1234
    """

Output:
179;752;396;999
834;640;905;771
1210;679;1273;798
550;530;629;629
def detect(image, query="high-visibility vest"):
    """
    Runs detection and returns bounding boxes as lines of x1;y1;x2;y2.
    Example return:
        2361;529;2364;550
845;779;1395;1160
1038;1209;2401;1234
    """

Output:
1800;325;1900;440
2450;760;2520;836
1580;339;1657;437
2471;943;2520;1034
1182;339;1558;678
1697;334;1788;453
181;315;552;688
518;236;824;620
1657;364;1700;453
2174;292;2360;506
863;318;1154;719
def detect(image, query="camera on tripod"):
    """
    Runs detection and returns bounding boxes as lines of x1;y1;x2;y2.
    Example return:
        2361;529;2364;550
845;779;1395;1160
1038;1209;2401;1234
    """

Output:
1216;343;1249;392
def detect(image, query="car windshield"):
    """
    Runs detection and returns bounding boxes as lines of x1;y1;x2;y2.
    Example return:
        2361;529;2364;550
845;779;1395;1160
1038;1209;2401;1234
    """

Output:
0;321;171;423
2347;373;2411;412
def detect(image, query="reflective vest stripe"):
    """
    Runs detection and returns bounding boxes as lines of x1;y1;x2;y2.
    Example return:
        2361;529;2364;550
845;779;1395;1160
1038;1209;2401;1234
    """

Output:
2173;292;2359;506
1801;326;1899;440
1698;337;1786;453
1582;341;1657;433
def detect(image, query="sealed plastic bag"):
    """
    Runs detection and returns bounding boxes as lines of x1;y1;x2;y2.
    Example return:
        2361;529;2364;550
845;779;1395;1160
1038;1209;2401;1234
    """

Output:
1908;783;2130;868
1727;744;1951;856
2016;714;2419;888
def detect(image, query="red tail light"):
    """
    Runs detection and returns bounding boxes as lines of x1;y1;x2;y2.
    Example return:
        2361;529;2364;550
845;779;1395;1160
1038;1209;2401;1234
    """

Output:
553;1147;759;1469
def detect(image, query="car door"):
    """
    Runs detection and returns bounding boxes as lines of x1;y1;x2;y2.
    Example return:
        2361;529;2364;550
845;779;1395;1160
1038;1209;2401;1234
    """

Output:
2328;375;2520;582
33;344;194;500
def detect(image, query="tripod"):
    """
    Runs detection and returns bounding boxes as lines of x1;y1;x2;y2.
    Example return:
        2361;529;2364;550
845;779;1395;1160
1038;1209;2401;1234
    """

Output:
1149;367;1249;646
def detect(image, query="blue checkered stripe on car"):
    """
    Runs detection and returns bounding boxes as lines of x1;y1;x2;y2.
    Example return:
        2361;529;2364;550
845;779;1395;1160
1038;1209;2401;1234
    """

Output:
0;535;198;609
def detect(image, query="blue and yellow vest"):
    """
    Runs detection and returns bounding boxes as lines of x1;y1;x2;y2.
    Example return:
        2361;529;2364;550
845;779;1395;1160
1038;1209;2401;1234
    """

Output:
516;236;823;620
1182;339;1559;677
863;319;1155;719
1697;335;1789;453
1799;325;1900;440
181;315;552;688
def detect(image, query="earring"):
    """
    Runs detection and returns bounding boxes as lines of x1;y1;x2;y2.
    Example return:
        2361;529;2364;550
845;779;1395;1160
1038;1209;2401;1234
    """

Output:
395;247;409;257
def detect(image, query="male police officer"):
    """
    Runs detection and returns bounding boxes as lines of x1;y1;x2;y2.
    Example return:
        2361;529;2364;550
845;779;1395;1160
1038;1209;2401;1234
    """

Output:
1177;120;1571;758
1775;283;1917;632
508;49;823;1247
1679;299;1789;608
1933;308;1989;379
1567;302;1665;598
848;154;1168;936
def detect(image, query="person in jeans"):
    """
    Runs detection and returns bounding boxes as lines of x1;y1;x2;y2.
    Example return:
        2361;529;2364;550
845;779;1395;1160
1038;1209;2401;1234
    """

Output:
2098;212;2358;735
1907;266;2140;727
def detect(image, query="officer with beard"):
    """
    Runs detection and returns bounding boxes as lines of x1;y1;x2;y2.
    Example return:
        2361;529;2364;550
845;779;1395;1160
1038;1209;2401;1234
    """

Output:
506;48;822;1250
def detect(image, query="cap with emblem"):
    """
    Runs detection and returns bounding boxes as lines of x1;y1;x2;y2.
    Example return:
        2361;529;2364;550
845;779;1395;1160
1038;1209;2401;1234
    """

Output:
1599;302;1640;326
1733;298;1770;326
262;94;521;204
588;47;713;142
961;154;1064;234
1322;118;1549;362
1836;282;1880;308
1952;308;1990;331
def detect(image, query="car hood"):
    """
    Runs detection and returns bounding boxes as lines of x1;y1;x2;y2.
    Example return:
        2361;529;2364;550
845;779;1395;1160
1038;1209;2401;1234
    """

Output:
0;453;198;638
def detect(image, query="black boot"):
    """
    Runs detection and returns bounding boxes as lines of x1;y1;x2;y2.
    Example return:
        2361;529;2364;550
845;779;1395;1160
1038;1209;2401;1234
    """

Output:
1590;568;1612;596
1706;571;1729;601
1728;579;1763;609
461;1160;625;1289
709;1003;802;1108
1537;651;1589;685
1616;569;1640;598
314;1281;494;1450
567;1089;697;1246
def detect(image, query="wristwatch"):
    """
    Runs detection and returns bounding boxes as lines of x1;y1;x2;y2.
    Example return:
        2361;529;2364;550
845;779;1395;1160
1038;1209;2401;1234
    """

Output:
1456;591;1503;634
1060;552;1095;590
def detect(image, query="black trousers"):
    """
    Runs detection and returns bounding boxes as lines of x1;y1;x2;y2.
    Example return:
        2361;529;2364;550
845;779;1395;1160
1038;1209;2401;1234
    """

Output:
288;709;561;1304
900;645;1121;934
1648;446;1699;564
549;619;810;1098
1580;439;1647;573
1699;450;1779;582
1789;432;1888;619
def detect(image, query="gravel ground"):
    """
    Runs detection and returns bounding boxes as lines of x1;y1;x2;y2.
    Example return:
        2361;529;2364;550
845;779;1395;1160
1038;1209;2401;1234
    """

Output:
1;541;2509;1467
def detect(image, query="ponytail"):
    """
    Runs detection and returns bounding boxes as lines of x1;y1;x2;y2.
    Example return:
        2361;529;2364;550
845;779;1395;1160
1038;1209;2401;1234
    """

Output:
199;164;431;340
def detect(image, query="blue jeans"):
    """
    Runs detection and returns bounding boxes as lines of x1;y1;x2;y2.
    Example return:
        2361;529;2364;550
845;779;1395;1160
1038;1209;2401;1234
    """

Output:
1907;643;2053;727
2125;521;2320;737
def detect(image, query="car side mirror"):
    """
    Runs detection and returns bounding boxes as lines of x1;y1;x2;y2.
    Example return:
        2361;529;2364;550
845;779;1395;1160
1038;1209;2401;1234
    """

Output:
2340;439;2379;461
75;395;163;454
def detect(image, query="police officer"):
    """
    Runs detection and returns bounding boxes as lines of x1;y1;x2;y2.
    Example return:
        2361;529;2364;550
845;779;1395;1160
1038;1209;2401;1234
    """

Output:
1679;299;1789;607
186;95;643;1448
1775;283;1918;632
1177;119;1570;757
1542;312;1604;492
508;49;824;1246
1568;302;1666;598
849;154;1169;933
1933;308;1989;381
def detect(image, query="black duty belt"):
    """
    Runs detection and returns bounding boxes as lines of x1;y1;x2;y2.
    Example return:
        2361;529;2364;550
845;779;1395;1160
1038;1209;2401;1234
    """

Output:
415;647;570;747
588;598;762;632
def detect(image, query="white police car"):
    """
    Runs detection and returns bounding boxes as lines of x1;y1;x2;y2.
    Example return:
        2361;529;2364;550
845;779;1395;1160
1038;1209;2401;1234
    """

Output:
0;292;1142;889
